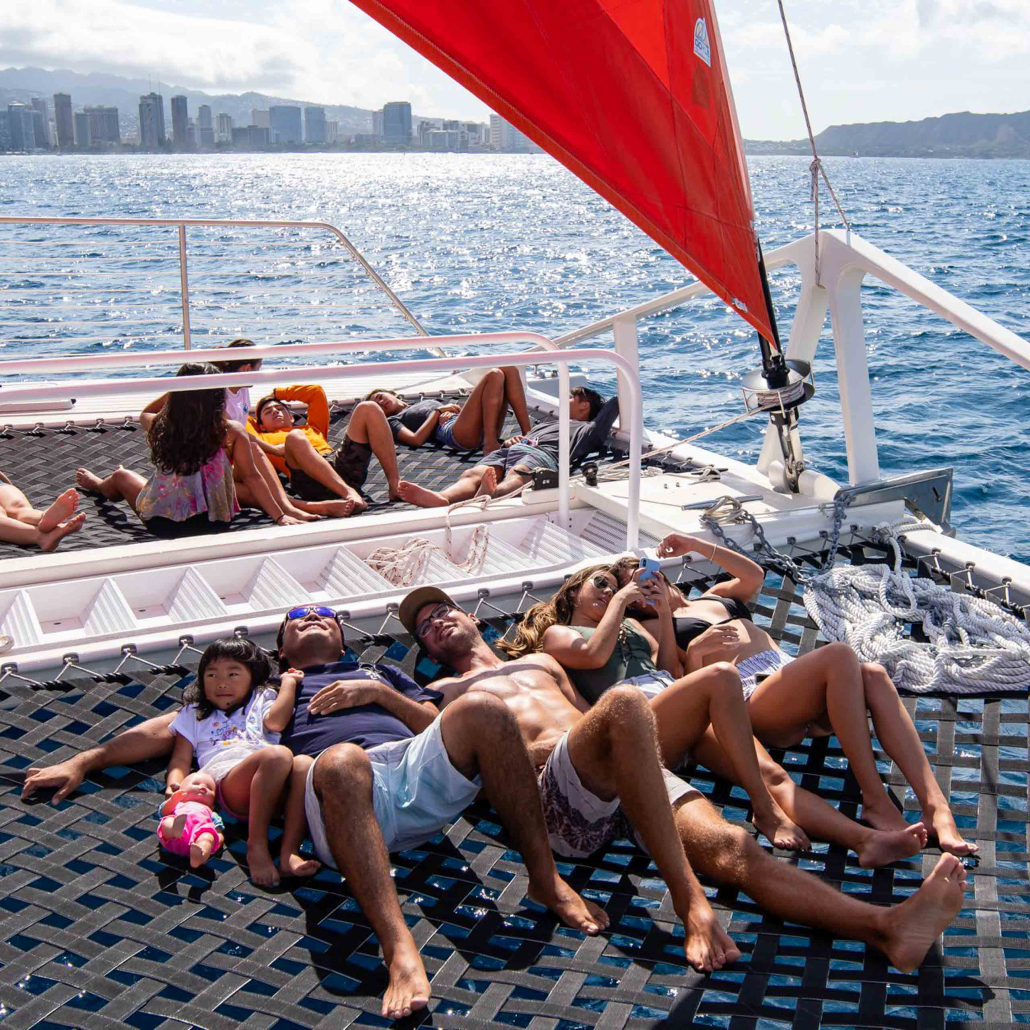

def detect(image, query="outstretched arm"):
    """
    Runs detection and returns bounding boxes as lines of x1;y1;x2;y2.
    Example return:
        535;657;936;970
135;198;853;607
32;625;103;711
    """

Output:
21;712;177;804
657;533;765;603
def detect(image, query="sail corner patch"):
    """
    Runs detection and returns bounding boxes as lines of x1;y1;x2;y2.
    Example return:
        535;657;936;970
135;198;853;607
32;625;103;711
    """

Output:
693;18;712;66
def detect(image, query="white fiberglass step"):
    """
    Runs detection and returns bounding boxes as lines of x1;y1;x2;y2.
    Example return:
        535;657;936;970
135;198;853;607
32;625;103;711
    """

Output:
578;509;659;552
118;567;228;626
318;549;395;597
28;579;136;642
0;590;42;648
203;556;310;616
516;520;609;566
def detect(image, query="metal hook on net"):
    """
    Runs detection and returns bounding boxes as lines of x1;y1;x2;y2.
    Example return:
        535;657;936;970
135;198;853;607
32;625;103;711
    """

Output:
516;580;545;613
29;423;46;437
89;417;108;433
0;425;12;440
59;421;77;435
172;635;205;666
54;653;101;683
0;662;45;689
474;589;509;619
336;610;373;641
113;643;164;675
121;416;136;430
378;603;402;636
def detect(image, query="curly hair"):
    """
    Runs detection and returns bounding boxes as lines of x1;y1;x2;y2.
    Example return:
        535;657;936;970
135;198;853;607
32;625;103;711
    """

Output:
148;362;229;476
182;637;275;720
498;563;612;659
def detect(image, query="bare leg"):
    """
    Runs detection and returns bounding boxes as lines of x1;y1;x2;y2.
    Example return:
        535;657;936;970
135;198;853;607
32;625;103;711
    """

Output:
566;686;739;972
746;642;908;832
692;730;927;868
651;663;809;850
491;469;532;499
283;431;364;511
0;484;79;531
190;831;222;869
217;745;294;887
312;744;431;1019
279;754;321;877
76;466;146;512
451;368;505;453
438;692;609;934
345;401;401;499
22;712;177;802
500;366;532;435
677;796;967;972
0;510;85;551
236;445;317;521
861;662;977;855
399;465;492;508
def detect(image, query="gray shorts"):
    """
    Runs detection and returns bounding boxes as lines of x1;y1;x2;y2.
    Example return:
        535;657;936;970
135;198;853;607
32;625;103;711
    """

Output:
304;718;481;865
537;729;699;859
737;649;793;699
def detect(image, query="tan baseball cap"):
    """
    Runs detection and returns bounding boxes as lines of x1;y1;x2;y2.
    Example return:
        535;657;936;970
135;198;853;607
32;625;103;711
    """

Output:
398;586;460;638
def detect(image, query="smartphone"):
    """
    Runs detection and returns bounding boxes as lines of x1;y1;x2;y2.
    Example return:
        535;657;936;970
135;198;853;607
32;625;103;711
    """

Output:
638;557;661;604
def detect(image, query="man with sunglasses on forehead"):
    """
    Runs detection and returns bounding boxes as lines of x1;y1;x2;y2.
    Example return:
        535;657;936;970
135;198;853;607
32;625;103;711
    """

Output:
401;585;970;981
21;602;606;1021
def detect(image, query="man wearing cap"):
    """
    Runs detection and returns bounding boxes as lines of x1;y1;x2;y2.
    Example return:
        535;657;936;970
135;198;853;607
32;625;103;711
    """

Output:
21;603;606;1021
402;587;970;980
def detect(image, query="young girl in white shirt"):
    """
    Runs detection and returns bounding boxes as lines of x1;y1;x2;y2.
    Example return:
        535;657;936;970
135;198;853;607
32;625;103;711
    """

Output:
164;637;318;886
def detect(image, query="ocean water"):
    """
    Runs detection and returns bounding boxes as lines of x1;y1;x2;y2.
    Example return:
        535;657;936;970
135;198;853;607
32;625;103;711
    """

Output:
1;153;1028;560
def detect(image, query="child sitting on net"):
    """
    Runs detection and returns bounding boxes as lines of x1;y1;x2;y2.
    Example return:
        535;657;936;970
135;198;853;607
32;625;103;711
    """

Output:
158;771;225;867
164;637;319;886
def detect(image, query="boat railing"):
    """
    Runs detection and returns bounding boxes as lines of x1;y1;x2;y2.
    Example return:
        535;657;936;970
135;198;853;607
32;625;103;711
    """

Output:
0;215;440;355
558;228;1030;488
0;333;643;548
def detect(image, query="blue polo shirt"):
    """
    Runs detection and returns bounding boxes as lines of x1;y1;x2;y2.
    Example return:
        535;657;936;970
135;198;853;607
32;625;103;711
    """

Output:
279;658;443;758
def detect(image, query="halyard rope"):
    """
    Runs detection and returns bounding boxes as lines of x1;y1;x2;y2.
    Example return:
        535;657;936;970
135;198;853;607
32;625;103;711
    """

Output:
804;517;1030;694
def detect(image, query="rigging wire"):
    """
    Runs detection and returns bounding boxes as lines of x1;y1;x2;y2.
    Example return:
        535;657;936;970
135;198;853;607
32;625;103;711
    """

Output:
776;0;852;285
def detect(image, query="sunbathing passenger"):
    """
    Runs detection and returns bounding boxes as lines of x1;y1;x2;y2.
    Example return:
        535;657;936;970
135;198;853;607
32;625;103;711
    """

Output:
21;603;602;1021
618;535;977;856
402;586;968;976
399;386;618;508
76;362;300;536
248;385;401;516
0;472;85;551
369;365;532;455
505;564;930;869
165;637;314;886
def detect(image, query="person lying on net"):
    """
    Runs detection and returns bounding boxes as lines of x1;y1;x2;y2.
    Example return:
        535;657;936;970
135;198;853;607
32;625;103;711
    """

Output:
398;385;618;507
76;362;301;536
0;472;85;551
402;585;968;978
21;603;604;1022
247;385;401;517
613;537;977;856
504;563;931;870
368;365;532;456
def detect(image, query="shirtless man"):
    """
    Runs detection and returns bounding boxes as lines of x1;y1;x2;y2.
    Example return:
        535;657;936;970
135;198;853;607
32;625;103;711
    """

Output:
400;586;970;977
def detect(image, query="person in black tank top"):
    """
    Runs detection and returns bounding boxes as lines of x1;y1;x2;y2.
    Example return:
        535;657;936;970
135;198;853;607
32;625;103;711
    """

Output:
652;533;977;857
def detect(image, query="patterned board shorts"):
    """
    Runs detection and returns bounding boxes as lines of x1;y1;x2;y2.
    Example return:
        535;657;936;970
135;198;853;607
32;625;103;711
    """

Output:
537;729;700;859
736;648;794;699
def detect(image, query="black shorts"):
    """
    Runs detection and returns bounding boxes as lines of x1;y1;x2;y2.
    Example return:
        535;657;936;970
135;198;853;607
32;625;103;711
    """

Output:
288;437;373;501
144;513;231;538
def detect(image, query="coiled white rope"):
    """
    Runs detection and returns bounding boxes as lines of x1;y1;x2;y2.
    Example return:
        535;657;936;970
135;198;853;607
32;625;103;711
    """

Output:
366;524;490;587
804;518;1030;694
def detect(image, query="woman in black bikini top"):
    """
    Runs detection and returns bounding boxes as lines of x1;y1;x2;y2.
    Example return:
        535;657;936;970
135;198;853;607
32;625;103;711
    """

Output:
628;533;976;858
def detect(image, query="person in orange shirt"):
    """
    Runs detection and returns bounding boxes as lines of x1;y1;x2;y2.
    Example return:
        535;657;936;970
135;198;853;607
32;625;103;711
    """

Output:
247;385;401;516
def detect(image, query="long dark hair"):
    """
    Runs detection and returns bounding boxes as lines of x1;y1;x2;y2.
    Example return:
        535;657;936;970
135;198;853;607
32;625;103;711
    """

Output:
183;637;275;720
148;363;229;476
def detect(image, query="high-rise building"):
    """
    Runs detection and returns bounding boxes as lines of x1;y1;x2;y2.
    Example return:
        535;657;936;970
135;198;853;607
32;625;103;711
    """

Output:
197;105;214;146
170;95;189;149
215;113;233;142
53;93;74;149
232;125;271;146
73;111;92;148
304;106;327;144
372;109;384;141
6;104;36;150
489;114;515;150
84;105;120;143
269;105;302;143
0;111;11;151
30;109;47;148
138;92;166;148
30;98;51;146
251;109;270;129
326;120;339;144
382;102;412;144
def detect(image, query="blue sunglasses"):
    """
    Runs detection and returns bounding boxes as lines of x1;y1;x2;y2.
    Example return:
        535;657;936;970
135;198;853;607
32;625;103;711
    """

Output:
286;605;337;621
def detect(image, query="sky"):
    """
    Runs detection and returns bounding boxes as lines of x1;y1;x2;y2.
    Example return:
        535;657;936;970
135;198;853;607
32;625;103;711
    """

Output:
2;0;1030;138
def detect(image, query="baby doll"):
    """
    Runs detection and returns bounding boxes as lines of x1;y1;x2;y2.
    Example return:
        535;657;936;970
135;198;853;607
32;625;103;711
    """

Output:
157;770;225;868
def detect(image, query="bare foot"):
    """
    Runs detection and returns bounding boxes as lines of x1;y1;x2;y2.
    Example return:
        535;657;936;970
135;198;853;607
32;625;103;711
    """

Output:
398;480;449;508
474;466;498;499
527;876;609;935
856;821;927;869
754;805;811;852
925;806;979;856
683;904;740;973
280;851;322;878
189;836;217;869
38;512;85;552
382;946;431;1020
37;488;79;532
861;796;910;833
881;853;967;972
247;841;281;887
74;467;108;497
285;505;320;522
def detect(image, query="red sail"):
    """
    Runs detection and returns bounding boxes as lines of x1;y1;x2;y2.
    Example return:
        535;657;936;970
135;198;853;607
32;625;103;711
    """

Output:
348;0;775;342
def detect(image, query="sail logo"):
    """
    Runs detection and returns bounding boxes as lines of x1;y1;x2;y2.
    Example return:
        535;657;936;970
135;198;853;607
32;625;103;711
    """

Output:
693;17;712;66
